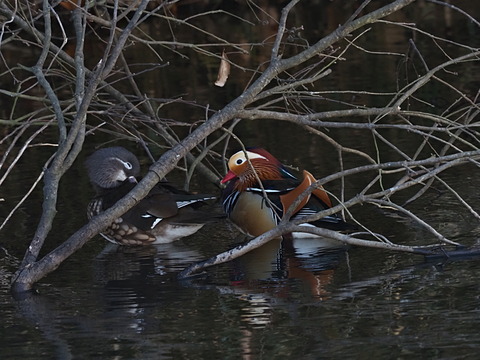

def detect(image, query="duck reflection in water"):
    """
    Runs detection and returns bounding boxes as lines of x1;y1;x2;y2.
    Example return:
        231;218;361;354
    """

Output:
228;235;348;303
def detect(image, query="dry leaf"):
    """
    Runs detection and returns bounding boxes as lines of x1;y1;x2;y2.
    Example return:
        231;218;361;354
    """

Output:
214;50;230;87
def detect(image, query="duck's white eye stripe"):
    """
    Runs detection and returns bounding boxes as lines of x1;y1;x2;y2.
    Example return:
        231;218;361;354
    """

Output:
122;161;133;170
117;159;133;170
230;151;267;164
112;157;134;170
245;152;267;161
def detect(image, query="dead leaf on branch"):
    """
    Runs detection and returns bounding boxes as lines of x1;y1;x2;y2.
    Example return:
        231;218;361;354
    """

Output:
214;50;230;87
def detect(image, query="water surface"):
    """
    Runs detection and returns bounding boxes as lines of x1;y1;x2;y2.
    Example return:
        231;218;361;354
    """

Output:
1;1;480;359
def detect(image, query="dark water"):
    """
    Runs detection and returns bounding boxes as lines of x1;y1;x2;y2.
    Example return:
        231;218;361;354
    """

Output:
2;1;480;359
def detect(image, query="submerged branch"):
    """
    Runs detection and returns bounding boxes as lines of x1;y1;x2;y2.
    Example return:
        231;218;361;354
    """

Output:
178;222;441;280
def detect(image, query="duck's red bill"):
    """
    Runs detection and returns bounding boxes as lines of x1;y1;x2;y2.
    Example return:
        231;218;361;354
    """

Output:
221;170;237;183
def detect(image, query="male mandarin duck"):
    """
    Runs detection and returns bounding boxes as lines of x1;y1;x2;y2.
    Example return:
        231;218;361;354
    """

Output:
221;148;351;238
86;146;222;245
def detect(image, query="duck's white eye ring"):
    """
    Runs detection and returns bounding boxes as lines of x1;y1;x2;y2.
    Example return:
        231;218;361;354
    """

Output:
236;158;244;165
122;161;133;170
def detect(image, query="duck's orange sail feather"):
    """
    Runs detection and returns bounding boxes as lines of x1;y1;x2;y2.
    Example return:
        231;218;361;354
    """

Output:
280;170;332;216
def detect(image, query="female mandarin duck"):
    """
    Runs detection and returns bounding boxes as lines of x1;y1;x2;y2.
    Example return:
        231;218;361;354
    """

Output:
221;148;350;238
86;147;221;245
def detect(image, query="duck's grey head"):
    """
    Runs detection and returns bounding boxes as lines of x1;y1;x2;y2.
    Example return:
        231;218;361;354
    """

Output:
85;147;140;189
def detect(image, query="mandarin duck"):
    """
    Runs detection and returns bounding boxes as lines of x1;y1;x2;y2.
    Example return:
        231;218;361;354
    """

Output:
221;148;351;238
86;146;221;245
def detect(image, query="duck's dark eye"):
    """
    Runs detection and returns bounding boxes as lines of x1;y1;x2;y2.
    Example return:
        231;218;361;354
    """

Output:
236;158;244;165
124;161;133;170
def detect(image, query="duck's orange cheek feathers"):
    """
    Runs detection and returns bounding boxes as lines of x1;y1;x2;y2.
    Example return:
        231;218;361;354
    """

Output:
230;192;277;237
